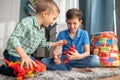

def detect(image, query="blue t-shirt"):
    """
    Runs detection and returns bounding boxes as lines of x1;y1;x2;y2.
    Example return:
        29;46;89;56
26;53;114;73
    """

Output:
56;28;90;59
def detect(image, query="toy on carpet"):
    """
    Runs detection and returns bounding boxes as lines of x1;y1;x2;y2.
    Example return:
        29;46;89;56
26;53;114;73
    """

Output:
2;58;46;80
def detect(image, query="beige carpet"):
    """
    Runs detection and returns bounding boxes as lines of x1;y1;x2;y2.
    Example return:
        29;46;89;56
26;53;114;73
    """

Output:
0;60;120;80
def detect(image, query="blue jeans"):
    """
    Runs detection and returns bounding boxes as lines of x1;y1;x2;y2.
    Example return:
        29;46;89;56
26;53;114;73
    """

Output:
41;55;100;70
3;50;36;62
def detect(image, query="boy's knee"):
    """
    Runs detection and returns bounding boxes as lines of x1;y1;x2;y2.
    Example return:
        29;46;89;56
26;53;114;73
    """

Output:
3;50;9;60
41;58;52;65
41;58;48;64
89;55;100;68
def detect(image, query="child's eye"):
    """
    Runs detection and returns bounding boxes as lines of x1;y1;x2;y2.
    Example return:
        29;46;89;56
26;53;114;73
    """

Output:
74;23;77;25
53;18;56;20
67;23;71;25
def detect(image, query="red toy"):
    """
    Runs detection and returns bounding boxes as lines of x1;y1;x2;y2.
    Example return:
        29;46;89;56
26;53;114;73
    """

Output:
63;44;75;63
63;40;67;45
2;58;46;80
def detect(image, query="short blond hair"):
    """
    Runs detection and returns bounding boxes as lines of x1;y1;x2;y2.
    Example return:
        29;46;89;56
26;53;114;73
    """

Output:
36;0;60;14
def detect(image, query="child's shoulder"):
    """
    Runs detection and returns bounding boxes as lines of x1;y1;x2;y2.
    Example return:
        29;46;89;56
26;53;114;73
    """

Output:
79;29;88;33
20;16;35;25
21;16;34;22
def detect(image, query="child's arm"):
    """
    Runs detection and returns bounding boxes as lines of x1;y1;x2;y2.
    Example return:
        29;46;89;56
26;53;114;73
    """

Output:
52;46;61;64
40;36;67;49
50;40;67;47
15;46;36;69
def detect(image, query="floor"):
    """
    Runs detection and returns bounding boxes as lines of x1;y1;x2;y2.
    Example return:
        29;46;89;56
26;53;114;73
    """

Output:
95;67;120;80
99;74;120;80
0;58;120;80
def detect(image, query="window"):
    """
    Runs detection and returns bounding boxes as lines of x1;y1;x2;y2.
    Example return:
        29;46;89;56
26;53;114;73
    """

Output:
54;0;79;23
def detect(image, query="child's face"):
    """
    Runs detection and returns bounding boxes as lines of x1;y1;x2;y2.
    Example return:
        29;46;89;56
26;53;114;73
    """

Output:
42;11;59;27
66;18;82;33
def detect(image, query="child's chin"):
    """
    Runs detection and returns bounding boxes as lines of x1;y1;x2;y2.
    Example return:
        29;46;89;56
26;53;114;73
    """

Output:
45;25;49;27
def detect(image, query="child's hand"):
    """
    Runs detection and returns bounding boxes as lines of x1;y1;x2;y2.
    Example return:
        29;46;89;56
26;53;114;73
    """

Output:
67;50;81;60
21;55;36;69
51;40;67;47
57;40;67;46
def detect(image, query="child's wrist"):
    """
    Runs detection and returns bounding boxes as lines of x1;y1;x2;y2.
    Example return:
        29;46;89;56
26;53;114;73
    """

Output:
55;42;59;46
51;42;58;46
52;53;58;56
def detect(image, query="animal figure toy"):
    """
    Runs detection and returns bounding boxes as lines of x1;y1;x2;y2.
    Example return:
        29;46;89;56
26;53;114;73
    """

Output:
2;58;46;80
63;44;75;63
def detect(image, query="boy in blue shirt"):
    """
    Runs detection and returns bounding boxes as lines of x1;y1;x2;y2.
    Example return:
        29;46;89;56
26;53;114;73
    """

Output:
41;8;100;71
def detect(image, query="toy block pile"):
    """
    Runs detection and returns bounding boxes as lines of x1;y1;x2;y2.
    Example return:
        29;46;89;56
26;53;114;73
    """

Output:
91;31;120;66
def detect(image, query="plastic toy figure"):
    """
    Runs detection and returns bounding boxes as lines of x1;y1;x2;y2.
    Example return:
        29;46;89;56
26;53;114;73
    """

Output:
3;58;46;80
63;44;75;63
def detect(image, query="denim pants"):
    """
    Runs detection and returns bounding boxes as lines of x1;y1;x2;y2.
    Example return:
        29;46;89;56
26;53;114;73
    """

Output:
41;55;100;70
3;50;35;62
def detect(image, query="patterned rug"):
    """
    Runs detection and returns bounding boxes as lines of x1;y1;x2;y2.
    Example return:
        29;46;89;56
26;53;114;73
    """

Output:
0;59;120;80
0;67;120;80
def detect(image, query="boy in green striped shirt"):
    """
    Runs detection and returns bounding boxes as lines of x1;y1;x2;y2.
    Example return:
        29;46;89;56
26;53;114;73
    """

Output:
3;0;65;69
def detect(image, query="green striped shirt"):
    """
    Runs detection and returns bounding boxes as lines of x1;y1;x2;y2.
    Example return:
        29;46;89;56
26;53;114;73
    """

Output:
7;16;51;57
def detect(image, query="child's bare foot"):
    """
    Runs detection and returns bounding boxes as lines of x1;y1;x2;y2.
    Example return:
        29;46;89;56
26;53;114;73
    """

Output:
85;67;93;72
53;54;61;64
54;59;61;64
71;67;93;72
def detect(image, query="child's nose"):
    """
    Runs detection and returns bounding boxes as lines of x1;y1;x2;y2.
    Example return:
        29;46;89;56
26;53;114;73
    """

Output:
70;24;74;28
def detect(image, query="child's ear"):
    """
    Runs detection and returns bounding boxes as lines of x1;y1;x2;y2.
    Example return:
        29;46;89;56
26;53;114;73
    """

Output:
80;20;82;23
42;10;49;17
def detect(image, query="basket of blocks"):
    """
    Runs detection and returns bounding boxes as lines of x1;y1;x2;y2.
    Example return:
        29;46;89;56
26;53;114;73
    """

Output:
91;31;120;66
